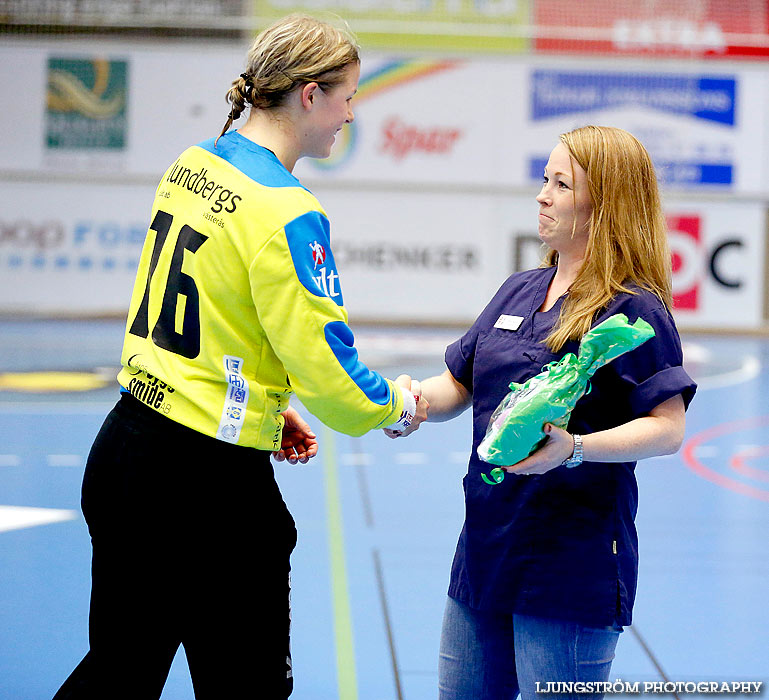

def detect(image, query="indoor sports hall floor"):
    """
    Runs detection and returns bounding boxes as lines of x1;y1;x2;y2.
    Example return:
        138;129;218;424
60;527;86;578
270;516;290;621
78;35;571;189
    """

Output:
0;318;767;700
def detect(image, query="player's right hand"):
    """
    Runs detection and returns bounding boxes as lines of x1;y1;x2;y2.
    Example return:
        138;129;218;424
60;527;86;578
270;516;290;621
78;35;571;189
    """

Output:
384;376;429;439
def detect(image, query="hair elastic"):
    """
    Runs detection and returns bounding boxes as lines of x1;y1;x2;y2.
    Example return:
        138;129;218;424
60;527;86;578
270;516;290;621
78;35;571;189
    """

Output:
239;73;254;101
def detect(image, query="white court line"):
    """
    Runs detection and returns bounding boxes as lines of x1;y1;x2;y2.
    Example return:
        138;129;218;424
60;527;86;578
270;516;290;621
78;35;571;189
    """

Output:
697;356;762;391
340;453;373;467
0;455;21;467
395;452;428;465
683;343;761;391
341;452;465;466
0;505;77;534
695;445;720;458
735;444;763;454
47;455;83;467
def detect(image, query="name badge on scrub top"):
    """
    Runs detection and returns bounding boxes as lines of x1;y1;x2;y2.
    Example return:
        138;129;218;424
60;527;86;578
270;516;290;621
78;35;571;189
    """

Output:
494;314;524;331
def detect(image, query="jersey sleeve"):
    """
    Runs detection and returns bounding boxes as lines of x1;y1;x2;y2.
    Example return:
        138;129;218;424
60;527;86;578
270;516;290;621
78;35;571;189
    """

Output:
250;209;403;436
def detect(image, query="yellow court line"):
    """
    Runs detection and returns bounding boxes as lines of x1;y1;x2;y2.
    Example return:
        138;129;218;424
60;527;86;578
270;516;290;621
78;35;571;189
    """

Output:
322;426;359;700
0;371;109;393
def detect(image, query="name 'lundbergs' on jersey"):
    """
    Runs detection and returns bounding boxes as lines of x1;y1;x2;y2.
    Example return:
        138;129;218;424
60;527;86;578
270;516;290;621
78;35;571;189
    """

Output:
166;159;243;214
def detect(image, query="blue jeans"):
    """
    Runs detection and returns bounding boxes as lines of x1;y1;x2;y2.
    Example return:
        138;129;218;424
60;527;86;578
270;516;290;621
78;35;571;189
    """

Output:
438;596;622;700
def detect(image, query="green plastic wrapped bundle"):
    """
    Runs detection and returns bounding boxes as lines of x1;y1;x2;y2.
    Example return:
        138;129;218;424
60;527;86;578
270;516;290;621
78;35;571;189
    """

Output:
478;313;655;485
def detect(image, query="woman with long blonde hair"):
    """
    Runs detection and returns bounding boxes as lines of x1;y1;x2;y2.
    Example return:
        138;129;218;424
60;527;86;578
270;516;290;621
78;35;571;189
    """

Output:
393;125;696;699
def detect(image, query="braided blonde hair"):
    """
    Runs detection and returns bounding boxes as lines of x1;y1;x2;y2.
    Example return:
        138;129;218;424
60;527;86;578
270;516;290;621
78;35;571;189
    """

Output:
216;14;360;145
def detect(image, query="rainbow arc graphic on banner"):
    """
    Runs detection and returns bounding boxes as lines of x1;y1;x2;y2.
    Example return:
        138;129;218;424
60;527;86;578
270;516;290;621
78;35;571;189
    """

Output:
312;59;458;171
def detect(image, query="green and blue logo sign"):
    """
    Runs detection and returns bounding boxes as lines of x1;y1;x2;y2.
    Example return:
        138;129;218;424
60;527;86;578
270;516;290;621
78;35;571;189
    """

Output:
46;57;128;150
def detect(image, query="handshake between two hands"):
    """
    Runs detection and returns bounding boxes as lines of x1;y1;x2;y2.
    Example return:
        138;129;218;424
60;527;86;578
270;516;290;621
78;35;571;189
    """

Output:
383;374;430;440
272;374;430;464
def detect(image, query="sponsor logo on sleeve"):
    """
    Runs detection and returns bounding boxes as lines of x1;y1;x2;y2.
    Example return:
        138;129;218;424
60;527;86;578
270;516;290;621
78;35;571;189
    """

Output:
216;355;249;444
309;240;326;268
309;240;340;300
285;214;344;307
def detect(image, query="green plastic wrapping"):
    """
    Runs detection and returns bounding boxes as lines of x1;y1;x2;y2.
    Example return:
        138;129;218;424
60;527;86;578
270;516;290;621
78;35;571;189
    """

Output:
477;313;655;484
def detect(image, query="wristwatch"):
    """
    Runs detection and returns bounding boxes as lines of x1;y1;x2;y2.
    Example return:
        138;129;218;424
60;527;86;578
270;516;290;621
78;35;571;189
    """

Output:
561;434;583;468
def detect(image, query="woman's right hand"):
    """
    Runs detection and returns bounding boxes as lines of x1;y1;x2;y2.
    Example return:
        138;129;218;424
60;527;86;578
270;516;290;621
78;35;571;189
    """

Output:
384;375;429;439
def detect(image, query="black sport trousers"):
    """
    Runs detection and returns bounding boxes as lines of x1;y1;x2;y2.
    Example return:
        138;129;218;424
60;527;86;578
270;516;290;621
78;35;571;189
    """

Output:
53;393;297;700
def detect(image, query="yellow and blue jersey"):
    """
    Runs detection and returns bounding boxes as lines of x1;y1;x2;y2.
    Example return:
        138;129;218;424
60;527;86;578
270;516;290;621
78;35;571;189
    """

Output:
117;130;404;450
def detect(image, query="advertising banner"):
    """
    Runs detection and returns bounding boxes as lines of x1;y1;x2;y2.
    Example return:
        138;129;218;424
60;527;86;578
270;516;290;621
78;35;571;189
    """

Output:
1;44;768;328
1;180;766;330
294;56;515;187
46;57;129;151
253;0;530;53
0;43;240;178
522;66;769;194
3;44;769;197
665;201;766;328
1;0;243;37
0;181;154;315
0;180;513;322
312;187;511;323
43;56;130;171
533;0;769;59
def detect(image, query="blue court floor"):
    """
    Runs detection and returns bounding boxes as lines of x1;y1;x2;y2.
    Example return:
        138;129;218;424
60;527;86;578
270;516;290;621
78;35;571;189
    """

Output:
0;319;767;699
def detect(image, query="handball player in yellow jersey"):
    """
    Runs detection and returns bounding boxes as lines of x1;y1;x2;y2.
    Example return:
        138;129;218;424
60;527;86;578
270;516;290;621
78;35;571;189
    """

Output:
53;14;427;700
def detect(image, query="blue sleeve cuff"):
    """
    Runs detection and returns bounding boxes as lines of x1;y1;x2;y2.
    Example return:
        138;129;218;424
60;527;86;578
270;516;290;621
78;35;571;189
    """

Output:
629;364;697;416
324;321;392;406
446;338;473;393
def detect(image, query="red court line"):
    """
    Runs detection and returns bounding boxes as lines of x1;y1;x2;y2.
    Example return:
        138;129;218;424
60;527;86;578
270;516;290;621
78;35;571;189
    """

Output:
681;415;769;503
730;445;769;484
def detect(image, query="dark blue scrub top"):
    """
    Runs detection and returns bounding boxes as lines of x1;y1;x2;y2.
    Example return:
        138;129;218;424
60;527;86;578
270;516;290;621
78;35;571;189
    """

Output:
445;266;696;626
